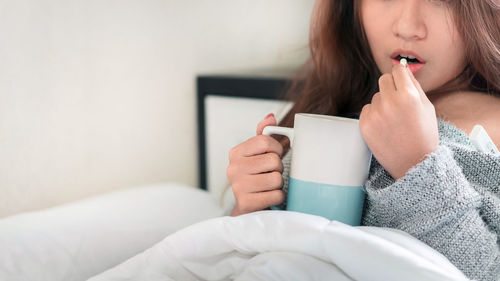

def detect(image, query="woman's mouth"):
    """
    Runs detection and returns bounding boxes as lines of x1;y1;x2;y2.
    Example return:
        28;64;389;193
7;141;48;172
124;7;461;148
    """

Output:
391;52;425;74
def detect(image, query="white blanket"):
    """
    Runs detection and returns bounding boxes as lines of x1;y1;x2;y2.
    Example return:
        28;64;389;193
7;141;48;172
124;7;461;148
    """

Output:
0;183;224;281
89;211;469;281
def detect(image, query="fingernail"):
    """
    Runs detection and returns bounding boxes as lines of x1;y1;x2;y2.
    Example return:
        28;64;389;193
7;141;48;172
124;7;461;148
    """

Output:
265;113;274;119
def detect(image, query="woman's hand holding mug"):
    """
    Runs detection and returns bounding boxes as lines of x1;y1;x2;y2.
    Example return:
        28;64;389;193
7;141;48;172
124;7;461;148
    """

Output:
227;113;285;216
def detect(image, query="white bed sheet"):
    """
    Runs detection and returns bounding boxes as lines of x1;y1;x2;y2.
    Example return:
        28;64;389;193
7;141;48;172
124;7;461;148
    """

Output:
0;183;224;281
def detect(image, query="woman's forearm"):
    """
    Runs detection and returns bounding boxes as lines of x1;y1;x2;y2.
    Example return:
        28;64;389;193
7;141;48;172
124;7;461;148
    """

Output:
363;145;500;281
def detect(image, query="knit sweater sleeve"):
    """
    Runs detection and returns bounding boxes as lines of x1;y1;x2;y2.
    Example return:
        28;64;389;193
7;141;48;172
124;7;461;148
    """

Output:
277;150;292;210
362;144;500;281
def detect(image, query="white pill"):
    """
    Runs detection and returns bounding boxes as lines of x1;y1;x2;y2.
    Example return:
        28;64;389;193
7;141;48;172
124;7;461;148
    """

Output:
400;58;408;67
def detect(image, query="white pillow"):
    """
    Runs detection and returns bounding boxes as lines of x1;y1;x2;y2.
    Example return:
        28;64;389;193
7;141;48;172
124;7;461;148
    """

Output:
0;183;224;281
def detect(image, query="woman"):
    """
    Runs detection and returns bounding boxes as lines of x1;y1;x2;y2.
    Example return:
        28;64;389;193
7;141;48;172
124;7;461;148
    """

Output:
226;0;500;280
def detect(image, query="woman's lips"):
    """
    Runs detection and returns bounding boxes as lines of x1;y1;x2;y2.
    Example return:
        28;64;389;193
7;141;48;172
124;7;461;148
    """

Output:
391;58;424;75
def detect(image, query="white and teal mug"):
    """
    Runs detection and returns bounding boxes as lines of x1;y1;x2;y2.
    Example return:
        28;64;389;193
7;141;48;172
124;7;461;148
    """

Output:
262;113;372;226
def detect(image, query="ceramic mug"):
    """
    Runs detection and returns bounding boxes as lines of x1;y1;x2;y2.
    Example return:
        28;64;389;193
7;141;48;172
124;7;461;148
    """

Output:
262;113;372;226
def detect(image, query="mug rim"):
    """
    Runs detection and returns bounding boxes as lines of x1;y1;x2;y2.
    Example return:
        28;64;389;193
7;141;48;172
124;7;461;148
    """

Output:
297;113;359;124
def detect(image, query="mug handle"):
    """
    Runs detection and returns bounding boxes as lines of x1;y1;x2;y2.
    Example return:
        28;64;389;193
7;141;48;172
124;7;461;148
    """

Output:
262;126;294;148
262;126;295;210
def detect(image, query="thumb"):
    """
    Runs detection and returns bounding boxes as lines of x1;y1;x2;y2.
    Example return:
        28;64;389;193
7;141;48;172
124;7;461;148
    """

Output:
256;113;277;135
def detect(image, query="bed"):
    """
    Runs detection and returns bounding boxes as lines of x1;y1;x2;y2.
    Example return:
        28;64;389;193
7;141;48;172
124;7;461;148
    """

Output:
0;70;468;281
0;70;294;281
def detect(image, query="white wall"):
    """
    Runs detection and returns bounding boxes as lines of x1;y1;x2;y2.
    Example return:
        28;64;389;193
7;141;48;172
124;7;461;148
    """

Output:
0;0;313;217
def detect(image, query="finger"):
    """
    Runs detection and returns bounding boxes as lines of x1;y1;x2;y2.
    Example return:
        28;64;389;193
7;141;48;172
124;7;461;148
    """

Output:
256;113;277;135
359;103;371;137
241;171;283;193
244;189;285;211
392;64;419;98
237;135;284;158
378;73;396;93
238;152;284;174
359;103;371;123
370;92;382;106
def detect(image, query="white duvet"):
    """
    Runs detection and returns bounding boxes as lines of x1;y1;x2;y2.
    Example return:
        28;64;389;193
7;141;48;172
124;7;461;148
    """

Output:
88;211;468;281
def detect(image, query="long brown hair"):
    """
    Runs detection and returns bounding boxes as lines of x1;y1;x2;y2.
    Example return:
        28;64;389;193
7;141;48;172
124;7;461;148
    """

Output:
274;0;500;154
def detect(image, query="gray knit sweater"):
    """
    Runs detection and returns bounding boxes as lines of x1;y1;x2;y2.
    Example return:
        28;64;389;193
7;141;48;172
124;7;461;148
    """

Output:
279;118;500;281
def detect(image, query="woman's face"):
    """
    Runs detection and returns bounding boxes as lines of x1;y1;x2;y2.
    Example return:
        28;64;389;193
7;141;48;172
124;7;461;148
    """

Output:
360;0;467;93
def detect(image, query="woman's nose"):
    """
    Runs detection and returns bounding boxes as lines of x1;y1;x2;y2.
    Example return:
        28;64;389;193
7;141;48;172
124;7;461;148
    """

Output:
392;2;427;41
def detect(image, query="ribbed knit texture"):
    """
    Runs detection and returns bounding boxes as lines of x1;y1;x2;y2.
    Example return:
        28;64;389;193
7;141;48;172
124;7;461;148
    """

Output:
280;119;500;281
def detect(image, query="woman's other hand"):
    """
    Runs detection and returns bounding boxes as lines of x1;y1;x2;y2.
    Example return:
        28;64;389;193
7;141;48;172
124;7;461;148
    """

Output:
359;64;439;180
227;113;285;216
